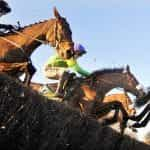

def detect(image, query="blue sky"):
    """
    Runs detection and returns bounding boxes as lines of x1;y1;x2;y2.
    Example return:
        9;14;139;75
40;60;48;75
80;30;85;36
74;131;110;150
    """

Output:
3;0;150;87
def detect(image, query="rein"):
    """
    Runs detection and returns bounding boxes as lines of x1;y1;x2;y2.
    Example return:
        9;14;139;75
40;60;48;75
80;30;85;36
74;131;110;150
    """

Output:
11;21;50;45
13;30;46;44
0;36;26;55
0;22;56;57
12;20;62;50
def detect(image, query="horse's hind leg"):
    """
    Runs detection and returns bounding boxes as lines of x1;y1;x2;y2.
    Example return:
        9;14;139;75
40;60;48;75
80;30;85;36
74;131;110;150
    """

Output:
93;101;129;135
24;62;36;86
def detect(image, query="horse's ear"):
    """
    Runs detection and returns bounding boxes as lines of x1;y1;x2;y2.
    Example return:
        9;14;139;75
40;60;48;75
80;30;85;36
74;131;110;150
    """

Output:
126;65;130;72
123;65;130;73
53;7;61;19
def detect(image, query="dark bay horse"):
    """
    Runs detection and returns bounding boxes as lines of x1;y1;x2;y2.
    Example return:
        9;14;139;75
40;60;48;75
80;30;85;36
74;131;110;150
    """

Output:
0;7;74;85
30;66;145;134
63;66;145;134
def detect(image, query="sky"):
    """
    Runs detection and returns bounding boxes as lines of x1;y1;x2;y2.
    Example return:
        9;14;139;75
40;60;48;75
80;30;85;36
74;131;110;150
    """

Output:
2;0;150;139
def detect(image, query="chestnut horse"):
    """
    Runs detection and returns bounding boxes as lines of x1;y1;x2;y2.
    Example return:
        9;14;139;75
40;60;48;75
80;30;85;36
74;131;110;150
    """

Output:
30;66;145;134
0;7;74;85
104;93;136;115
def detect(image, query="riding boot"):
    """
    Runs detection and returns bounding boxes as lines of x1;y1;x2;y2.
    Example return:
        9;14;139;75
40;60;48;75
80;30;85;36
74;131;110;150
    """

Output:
55;71;70;97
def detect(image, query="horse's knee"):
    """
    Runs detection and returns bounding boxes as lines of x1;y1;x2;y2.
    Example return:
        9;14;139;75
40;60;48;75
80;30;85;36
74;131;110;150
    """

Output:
111;101;122;109
27;63;36;75
129;108;136;115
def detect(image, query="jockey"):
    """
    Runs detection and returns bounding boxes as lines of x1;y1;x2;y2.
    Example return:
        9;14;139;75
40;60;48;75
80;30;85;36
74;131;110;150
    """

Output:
43;43;90;97
0;0;16;34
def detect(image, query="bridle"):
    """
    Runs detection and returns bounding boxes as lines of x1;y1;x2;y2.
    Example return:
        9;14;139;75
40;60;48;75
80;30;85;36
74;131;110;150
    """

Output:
46;19;74;51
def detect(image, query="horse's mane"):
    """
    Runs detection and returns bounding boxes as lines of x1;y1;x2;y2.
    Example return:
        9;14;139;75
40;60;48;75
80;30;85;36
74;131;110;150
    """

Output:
1;19;53;37
87;68;124;78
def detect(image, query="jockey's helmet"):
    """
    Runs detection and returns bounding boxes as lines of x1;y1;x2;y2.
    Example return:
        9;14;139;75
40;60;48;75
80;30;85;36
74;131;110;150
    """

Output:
74;43;87;56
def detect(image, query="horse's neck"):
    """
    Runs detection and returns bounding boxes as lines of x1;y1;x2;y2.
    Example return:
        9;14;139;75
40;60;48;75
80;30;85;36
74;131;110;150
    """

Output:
1;20;53;57
92;73;123;93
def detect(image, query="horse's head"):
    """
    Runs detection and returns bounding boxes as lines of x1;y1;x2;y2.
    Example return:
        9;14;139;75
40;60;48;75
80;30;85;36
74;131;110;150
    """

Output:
121;65;145;98
0;0;11;17
46;7;74;59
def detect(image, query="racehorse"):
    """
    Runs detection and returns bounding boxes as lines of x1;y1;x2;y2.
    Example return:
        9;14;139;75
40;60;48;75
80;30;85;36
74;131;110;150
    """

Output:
103;93;136;115
30;65;145;134
0;7;74;85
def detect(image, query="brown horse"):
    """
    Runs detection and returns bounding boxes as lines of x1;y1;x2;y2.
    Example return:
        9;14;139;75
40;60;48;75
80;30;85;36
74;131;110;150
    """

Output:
0;7;74;85
30;66;145;134
103;93;136;115
63;66;145;134
30;84;136;115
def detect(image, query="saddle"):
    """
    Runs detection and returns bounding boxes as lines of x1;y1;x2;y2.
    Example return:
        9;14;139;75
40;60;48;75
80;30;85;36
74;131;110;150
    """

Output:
63;74;83;99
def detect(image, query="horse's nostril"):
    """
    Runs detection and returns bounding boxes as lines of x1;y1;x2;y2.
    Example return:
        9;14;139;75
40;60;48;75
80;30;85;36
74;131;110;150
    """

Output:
66;49;71;54
66;49;72;56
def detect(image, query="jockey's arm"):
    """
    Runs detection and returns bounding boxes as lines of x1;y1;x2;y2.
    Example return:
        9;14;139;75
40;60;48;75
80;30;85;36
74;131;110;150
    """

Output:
67;58;90;77
73;63;90;77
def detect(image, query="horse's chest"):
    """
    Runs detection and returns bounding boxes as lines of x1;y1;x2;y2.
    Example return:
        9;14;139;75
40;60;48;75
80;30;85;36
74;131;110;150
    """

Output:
0;49;27;62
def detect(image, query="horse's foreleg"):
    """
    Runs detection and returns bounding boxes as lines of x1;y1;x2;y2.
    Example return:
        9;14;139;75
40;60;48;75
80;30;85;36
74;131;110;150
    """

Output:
93;101;129;135
24;63;36;86
131;112;150;128
101;108;120;126
129;103;150;121
112;101;129;135
123;91;136;115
